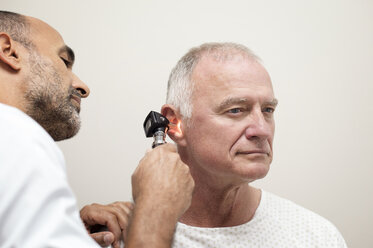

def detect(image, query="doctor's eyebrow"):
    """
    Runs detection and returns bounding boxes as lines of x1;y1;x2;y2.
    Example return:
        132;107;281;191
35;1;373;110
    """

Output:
59;45;75;65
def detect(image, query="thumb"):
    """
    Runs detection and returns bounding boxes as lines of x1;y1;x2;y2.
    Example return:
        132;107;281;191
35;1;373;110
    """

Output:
90;231;115;247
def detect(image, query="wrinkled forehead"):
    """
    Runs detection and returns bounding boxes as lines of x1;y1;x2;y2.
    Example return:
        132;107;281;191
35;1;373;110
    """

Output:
192;54;273;90
25;16;65;49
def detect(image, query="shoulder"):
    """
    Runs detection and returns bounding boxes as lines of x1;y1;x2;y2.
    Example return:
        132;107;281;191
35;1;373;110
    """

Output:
0;105;99;247
0;103;53;142
262;191;332;225
0;103;64;166
260;191;347;247
0;103;65;182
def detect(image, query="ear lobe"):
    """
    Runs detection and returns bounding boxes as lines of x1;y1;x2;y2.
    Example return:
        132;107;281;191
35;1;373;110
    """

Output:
161;104;187;146
0;33;22;71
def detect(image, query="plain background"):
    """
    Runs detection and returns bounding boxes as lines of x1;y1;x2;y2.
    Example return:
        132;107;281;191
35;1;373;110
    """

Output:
3;0;373;247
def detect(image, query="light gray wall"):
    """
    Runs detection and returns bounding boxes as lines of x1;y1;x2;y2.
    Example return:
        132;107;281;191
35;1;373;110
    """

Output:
3;0;373;247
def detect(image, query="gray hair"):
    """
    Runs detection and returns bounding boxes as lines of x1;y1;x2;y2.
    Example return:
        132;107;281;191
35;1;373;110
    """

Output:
166;42;260;119
0;10;32;48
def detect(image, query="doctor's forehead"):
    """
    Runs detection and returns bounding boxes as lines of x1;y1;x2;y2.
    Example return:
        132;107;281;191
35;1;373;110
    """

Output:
25;16;66;50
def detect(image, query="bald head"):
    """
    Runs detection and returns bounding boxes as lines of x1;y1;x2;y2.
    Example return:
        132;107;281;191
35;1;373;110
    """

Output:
0;10;90;141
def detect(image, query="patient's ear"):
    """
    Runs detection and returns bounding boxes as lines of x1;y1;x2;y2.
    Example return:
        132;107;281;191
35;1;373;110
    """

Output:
161;104;187;146
0;33;22;71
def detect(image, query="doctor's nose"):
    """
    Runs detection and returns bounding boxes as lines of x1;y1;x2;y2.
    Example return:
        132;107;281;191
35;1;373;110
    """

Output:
72;73;90;98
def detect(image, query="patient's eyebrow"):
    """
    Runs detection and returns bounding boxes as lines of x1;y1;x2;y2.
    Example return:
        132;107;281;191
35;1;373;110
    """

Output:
264;98;279;107
216;98;248;111
216;97;278;112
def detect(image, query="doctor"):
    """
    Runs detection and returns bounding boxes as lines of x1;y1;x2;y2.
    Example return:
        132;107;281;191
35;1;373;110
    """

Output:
0;10;194;248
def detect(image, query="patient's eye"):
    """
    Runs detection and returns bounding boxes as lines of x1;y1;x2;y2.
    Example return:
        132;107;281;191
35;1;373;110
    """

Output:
226;107;247;117
263;107;275;113
227;108;242;114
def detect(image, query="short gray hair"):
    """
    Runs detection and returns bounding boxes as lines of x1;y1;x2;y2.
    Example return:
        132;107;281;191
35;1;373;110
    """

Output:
0;10;32;48
166;42;260;119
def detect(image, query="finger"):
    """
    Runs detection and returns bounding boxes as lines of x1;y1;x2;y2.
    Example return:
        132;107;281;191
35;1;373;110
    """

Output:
89;231;114;247
84;209;123;247
90;215;121;248
112;203;132;221
114;202;134;240
109;203;131;230
104;214;122;247
117;201;133;215
156;143;177;152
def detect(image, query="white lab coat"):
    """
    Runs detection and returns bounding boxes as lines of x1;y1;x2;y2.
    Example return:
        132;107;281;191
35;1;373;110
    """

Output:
0;103;100;247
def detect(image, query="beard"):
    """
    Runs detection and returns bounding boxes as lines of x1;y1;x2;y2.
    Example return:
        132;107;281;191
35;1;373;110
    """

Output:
24;50;81;141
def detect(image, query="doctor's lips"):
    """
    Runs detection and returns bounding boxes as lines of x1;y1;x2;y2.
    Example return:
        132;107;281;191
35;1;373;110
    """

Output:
70;93;81;105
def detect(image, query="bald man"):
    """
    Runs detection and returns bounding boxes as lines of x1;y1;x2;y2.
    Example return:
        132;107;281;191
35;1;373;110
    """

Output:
0;10;194;248
83;42;347;248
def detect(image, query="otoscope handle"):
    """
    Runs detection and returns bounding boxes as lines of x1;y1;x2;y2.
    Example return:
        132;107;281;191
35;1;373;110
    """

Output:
152;130;167;148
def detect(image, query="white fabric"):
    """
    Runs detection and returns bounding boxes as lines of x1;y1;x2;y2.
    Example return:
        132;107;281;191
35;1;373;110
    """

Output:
0;103;100;247
173;191;347;248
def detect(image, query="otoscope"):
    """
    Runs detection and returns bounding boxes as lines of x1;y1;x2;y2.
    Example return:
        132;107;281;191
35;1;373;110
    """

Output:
143;111;170;148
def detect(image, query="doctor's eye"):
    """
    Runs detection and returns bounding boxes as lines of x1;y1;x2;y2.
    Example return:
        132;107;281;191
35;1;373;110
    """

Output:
61;57;72;68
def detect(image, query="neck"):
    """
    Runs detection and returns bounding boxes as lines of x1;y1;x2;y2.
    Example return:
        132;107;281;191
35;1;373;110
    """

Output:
179;165;261;227
0;76;27;111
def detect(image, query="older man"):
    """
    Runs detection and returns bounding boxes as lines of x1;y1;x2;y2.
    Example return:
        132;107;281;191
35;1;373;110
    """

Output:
160;42;347;247
84;42;347;247
0;10;194;248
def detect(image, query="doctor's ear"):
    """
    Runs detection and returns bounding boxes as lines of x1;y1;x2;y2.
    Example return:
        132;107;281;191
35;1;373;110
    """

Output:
0;33;22;71
161;104;186;146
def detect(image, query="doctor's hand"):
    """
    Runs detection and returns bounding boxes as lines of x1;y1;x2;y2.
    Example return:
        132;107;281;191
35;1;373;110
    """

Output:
80;201;133;248
132;143;194;218
126;144;194;247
